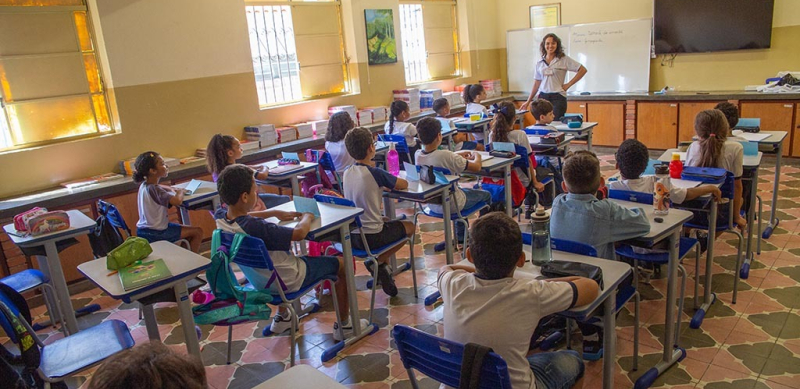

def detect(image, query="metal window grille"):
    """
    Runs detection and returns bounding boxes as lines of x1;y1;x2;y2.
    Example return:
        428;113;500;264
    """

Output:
0;99;10;149
246;5;303;106
399;4;429;84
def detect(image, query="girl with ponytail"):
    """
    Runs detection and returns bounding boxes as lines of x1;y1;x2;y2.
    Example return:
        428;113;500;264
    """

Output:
488;101;544;192
462;84;488;143
384;100;419;163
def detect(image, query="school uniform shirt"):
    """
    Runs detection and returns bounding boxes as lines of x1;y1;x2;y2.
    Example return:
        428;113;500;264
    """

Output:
487;129;534;187
608;176;689;204
414;149;469;214
213;208;305;293
465;103;489;141
136;183;173;230
550;193;651;260
325;140;356;173
438;268;576;389
534;55;582;96
343;163;397;234
685;140;744;178
384;120;418;148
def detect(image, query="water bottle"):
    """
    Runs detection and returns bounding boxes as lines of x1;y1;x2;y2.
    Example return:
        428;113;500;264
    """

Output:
654;164;671;215
529;206;552;266
669;152;683;179
387;142;400;176
530;205;550;233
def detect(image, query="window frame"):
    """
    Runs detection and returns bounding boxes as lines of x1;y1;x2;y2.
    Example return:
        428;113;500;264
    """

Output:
245;0;351;109
398;0;461;85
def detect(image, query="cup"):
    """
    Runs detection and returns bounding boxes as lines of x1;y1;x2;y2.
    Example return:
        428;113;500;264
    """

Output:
531;230;552;266
470;113;481;122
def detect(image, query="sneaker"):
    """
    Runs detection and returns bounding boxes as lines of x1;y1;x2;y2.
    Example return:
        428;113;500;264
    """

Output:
365;261;399;296
333;318;370;341
269;312;297;335
696;231;709;255
434;241;447;252
582;332;604;361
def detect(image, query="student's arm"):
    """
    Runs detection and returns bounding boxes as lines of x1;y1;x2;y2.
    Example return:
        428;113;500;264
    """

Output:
522;80;542;110
167;189;184;206
563;65;588;92
253;167;269;181
566;277;599;307
464;152;482;172
291;213;315;241
733;178;746;229
530;166;545;192
440;263;476;274
249;209;301;220
684;185;722;202
394;177;409;190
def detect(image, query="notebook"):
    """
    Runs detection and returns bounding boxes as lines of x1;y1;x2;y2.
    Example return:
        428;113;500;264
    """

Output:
294;196;321;217
183;179;202;195
119;258;172;291
474;151;495;161
268;164;304;175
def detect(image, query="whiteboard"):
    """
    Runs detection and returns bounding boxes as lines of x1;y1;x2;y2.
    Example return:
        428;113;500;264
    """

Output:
507;19;652;94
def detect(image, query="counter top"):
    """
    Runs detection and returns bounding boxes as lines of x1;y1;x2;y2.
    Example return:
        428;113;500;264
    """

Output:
512;91;800;102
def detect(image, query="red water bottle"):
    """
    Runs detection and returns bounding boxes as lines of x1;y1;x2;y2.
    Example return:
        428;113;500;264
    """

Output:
669;153;683;179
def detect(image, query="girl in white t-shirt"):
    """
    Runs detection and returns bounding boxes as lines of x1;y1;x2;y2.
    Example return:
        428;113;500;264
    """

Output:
324;111;356;173
384;100;419;163
686;109;746;229
489;101;545;193
463;84;489;143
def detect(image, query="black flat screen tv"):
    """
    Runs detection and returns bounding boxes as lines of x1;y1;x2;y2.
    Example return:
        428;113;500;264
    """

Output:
654;0;774;54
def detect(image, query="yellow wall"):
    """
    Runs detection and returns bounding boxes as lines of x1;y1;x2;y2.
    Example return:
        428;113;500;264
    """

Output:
497;0;800;91
0;0;504;199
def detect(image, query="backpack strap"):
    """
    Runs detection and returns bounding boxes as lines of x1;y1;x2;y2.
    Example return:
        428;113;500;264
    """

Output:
459;343;493;389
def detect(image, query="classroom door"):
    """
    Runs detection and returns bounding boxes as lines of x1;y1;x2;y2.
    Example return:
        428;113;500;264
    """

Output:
678;102;721;143
740;102;794;157
587;102;624;146
637;102;678;149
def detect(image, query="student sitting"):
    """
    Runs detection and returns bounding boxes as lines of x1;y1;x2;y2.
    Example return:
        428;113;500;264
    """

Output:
438;212;598;389
88;341;206;389
432;97;482;151
325;111;357;174
133;151;203;252
414;117;495;252
526;99;564;193
462;84;489;143
715;102;753;215
550;150;650;359
343;127;416;297
214;164;367;338
488;101;546;193
385;100;419;163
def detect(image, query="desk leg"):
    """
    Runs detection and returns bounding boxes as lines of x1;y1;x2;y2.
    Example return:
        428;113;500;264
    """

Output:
602;288;616;389
291;177;301;199
741;165;760;282
764;142;782;238
424;188;452;307
586;129;593;152
174;282;201;357
33;255;63;327
504;165;513;217
179;207;191;225
141;303;161;341
691;199;717;329
43;242;79;334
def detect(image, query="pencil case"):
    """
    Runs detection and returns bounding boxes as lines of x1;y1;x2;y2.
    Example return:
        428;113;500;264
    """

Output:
26;211;70;236
681;167;727;184
14;207;47;232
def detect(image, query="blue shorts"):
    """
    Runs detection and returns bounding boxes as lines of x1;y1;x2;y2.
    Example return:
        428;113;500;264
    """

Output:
137;222;182;244
529;350;584;389
298;256;340;290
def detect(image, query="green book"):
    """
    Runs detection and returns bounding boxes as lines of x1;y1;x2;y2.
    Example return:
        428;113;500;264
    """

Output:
118;258;172;291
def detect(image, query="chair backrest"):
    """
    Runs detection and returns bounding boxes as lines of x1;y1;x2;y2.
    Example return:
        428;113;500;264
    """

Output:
378;134;410;154
486;143;529;169
314;194;363;230
317;150;337;173
217;230;275;271
607;189;653;205
522;233;598;257
98;199;131;236
392;325;512;389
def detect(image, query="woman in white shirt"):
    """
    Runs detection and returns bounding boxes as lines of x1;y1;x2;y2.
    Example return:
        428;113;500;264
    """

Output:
521;33;588;120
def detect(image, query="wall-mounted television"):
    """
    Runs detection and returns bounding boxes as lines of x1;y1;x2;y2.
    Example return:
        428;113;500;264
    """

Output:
654;0;774;54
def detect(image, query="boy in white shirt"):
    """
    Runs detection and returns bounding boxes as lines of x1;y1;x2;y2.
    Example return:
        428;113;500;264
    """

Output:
438;212;598;389
432;97;482;151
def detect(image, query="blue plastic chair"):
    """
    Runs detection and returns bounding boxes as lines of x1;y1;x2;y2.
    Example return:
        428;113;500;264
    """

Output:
314;150;343;191
314;194;417;306
486;143;555;217
393;325;512;389
378;133;414;163
0;270;64;335
99;199;190;249
0;288;134;388
217;230;344;365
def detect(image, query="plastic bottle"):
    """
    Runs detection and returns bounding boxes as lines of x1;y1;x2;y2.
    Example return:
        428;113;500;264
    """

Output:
529;206;552;266
669;152;683;179
387;142;400;176
654;164;671;215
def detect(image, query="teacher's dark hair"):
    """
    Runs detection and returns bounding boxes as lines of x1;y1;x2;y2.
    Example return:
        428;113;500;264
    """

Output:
539;33;565;58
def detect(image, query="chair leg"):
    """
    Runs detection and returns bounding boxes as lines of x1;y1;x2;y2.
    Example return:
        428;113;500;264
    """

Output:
288;303;298;366
565;318;572;350
408;369;421;389
329;281;344;339
756;195;763;255
675;265;687;348
731;230;744;304
409;239;418;298
226;326;233;364
633;291;640;371
694;234;700;310
369;258;380;324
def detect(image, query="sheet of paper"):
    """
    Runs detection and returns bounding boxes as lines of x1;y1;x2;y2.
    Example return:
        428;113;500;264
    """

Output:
527;136;542;145
281;152;300;161
670;178;702;189
738;132;770;142
403;162;419;181
475;151;494;161
492;142;515;152
293;196;320;217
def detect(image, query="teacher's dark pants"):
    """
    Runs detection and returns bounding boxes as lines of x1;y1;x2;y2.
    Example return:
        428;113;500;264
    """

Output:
539;92;568;121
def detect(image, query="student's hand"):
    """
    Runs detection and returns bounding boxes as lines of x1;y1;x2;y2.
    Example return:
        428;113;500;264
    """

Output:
302;212;316;221
276;211;302;221
710;187;722;202
459;151;474;159
533;181;545;193
521;100;532;110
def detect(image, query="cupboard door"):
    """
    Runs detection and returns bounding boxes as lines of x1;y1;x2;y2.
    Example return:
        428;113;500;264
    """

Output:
678;102;722;143
566;101;588;118
637;102;678;149
740;102;794;157
793;104;800;157
587;102;624;146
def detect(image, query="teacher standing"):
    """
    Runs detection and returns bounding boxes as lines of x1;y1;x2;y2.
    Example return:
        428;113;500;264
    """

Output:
521;33;588;120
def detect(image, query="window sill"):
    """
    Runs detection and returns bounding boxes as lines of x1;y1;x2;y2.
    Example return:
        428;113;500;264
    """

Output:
0;131;120;157
405;74;463;87
258;91;356;111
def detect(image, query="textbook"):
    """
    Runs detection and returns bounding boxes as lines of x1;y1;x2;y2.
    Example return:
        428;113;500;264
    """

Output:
119;258;172;291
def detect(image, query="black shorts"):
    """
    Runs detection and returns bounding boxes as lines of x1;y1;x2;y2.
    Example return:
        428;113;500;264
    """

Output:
352;220;407;251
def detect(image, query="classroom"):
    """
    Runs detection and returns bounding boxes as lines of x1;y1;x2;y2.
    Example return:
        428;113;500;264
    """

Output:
0;0;799;388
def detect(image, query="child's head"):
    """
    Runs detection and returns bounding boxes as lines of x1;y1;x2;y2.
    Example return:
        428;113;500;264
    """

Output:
416;117;443;147
467;212;524;279
462;84;485;104
490;101;516;143
694;109;729;168
345;127;375;161
562;150;601;194
217;164;257;209
88;341;206;389
530;99;555;124
206;134;241;175
132;151;166;184
388;100;410;134
432;98;450;116
615;139;650;179
714;102;739;130
325;111;355;142
540;33;565;58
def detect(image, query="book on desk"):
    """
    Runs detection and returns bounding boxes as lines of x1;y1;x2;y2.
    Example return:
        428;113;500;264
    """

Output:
119;258;172;291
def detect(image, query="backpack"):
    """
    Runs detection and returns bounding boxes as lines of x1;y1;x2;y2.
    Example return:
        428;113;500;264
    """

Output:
191;230;273;325
88;204;125;258
301;150;340;198
481;169;527;209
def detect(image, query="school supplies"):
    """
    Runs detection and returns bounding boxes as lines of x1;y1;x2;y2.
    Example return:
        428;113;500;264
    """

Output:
267;164;304;175
479;79;502;97
540;260;604;289
106;236;153;270
443;91;462;108
733;118;760;133
240;140;259;151
277;158;300;166
492;142;515;153
118;258;172;291
244;124;278;147
276;126;298;143
540;132;565;145
392;88;420;113
292;122;313;139
308;120;329;136
26;211;70;236
420;89;443;109
183;179;203;195
14;207;47;232
179;156;204;165
293;196;320;217
361;107;387;122
419;165;436;185
403;162;419;181
281;151;300;161
356;110;374;126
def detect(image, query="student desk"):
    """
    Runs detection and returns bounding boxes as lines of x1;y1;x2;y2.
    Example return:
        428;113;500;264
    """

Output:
527;134;575;157
454;117;492;143
263;201;371;361
609;199;693;388
752;131;788;238
77;241;210;358
550;122;598;152
173;180;219;225
441;126;457;151
3;210;99;335
473;154;520;217
254;364;346;389
253;161;319;198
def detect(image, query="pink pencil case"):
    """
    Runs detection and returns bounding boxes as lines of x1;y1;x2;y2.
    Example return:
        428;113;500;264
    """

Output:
26;211;70;236
13;207;47;232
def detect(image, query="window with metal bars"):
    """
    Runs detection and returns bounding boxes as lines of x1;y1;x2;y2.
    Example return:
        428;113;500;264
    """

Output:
399;0;460;84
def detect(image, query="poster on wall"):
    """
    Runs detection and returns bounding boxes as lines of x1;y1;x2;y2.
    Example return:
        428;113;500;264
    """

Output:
530;3;561;28
365;9;397;65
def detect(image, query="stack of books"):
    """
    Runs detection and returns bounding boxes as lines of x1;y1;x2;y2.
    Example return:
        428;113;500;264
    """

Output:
393;88;420;114
420;89;443;109
292;123;314;139
328;105;357;122
276;126;298;143
308;120;329;136
362;107;387;122
480;79;503;97
356;110;373;126
180;156;204;165
195;148;207;158
162;157;180;168
240;140;259;151
61;173;124;189
244;124;277;147
443;91;463;108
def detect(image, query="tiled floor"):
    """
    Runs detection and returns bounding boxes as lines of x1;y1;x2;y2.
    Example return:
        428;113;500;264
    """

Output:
5;147;800;389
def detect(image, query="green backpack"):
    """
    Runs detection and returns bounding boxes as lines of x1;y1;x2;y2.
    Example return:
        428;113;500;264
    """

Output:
192;230;273;325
